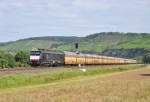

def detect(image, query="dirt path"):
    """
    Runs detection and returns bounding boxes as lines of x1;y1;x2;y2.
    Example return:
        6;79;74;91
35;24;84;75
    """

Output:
105;65;150;80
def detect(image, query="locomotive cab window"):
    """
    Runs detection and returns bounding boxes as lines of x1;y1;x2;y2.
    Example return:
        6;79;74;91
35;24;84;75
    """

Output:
30;51;41;56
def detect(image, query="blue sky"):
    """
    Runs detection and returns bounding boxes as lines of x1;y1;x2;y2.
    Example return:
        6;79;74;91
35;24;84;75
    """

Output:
0;0;150;42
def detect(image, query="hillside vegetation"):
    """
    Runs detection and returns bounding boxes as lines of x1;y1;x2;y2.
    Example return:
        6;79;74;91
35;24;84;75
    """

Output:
0;32;150;53
0;36;79;52
57;32;150;52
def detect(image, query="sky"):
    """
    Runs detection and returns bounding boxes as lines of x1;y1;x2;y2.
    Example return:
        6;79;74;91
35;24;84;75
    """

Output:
0;0;150;42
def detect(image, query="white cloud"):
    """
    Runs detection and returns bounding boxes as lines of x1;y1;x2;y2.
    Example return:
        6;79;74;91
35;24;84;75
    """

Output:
0;0;150;42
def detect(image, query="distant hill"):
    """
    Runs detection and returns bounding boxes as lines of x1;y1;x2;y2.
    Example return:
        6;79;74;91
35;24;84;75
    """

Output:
101;48;150;58
57;32;150;52
0;36;80;52
0;32;150;55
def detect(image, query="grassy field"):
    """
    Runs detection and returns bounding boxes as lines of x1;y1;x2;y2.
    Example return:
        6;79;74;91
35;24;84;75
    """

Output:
0;65;145;89
0;64;149;102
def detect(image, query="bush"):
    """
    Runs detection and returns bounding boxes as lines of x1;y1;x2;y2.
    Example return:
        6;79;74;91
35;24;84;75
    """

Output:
15;51;29;67
0;59;8;68
15;51;29;63
0;50;31;68
0;50;16;68
16;62;29;67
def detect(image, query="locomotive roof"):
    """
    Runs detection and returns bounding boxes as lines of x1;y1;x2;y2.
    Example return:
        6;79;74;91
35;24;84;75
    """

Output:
40;50;64;54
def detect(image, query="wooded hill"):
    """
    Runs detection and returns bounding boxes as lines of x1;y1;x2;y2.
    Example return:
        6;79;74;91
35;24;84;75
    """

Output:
0;32;150;58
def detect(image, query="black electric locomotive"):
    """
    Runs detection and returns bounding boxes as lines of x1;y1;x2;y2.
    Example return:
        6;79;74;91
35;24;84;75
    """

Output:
30;49;64;66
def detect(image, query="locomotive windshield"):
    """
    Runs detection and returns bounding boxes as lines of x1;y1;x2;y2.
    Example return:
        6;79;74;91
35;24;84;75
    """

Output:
30;51;41;56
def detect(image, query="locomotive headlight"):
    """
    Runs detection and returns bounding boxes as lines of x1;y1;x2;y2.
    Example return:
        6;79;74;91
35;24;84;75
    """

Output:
30;56;40;60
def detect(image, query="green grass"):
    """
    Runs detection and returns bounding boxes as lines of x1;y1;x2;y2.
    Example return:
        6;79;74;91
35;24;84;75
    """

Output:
0;65;146;89
0;65;149;102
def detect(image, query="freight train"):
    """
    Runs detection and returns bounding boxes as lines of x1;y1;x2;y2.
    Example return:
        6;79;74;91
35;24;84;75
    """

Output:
29;49;137;66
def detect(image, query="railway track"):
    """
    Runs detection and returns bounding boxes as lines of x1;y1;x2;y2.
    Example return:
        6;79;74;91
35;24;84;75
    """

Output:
0;64;138;76
0;64;135;72
0;67;58;76
0;65;80;76
0;66;78;74
0;67;42;72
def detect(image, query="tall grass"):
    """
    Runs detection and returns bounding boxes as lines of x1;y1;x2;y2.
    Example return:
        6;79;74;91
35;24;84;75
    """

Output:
0;65;146;89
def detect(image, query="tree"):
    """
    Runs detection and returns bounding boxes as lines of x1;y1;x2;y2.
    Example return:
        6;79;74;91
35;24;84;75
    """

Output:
15;51;29;66
5;53;16;68
0;50;16;68
0;59;8;68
